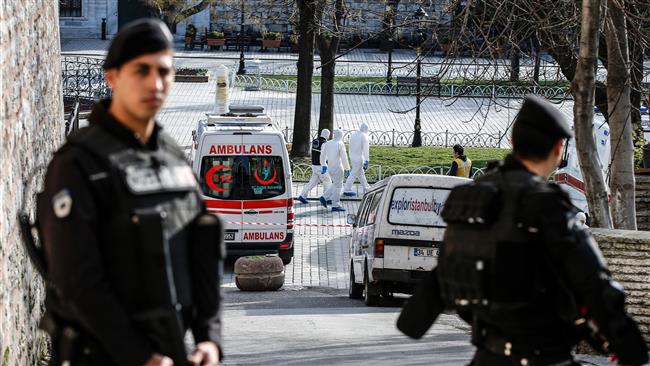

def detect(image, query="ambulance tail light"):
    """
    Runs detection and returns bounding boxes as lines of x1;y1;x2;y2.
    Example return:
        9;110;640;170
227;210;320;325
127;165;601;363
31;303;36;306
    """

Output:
374;239;385;258
287;198;294;231
279;243;290;249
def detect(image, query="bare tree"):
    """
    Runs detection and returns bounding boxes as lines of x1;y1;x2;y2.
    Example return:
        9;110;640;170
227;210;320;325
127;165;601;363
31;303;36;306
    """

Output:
316;0;346;134
291;0;318;158
572;0;613;228
141;0;217;32
606;0;636;229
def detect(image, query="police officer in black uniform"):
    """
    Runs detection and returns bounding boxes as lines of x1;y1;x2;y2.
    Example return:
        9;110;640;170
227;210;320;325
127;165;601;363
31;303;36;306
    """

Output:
36;19;223;366
398;95;648;366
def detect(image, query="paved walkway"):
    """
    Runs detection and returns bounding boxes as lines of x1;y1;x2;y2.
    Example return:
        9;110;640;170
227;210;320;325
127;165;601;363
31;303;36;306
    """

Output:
221;183;357;290
162;79;579;150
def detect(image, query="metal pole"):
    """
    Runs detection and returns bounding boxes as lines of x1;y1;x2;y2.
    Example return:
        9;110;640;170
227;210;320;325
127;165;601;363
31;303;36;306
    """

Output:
237;0;246;75
387;40;393;86
412;47;422;147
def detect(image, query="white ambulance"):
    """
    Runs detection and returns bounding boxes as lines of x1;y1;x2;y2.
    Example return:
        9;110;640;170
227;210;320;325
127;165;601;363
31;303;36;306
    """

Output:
554;112;610;215
347;174;470;306
190;106;295;264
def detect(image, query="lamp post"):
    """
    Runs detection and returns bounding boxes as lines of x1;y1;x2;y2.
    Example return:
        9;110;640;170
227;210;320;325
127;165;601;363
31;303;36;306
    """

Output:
411;6;427;148
237;0;246;75
386;0;398;86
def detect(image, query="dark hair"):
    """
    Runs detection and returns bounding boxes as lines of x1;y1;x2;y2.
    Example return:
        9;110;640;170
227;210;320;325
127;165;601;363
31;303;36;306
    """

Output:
453;144;464;156
512;123;561;161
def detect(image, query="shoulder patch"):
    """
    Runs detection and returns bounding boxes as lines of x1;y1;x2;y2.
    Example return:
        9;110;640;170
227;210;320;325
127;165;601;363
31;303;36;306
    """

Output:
52;189;73;218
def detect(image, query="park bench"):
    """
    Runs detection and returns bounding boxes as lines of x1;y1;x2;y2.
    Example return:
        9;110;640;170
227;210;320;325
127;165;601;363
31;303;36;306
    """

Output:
395;76;441;97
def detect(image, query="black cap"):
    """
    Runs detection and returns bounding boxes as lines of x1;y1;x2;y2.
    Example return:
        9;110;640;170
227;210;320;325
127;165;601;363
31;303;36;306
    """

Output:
514;95;573;139
103;18;174;70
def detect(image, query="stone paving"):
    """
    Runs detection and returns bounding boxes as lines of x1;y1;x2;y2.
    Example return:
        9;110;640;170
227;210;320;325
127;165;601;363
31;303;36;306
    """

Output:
221;182;359;291
163;79;578;151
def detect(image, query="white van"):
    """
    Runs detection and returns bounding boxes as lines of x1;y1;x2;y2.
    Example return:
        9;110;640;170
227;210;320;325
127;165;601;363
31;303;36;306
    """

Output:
347;174;470;305
191;106;295;264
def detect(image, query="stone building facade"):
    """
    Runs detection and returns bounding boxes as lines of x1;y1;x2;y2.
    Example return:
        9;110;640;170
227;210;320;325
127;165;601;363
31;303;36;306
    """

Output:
60;0;447;40
59;0;119;39
0;2;64;364
636;174;650;231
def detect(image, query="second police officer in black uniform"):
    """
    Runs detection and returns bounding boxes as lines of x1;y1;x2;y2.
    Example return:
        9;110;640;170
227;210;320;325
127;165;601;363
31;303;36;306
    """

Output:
36;19;223;366
398;95;649;366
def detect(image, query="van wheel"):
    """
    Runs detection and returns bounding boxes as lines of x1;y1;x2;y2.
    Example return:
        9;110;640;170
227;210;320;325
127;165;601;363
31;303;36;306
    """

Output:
363;270;380;306
278;248;293;265
349;262;363;299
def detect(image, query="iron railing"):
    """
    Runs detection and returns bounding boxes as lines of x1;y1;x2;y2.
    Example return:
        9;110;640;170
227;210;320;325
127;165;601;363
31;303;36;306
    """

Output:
61;56;110;99
281;127;505;148
235;75;570;99
291;162;487;182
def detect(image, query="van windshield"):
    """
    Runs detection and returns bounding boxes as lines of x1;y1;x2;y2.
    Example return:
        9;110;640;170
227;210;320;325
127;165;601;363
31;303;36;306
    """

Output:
199;155;285;200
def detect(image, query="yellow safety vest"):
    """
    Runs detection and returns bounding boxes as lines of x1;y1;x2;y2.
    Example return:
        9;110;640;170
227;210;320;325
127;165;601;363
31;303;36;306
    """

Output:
454;158;472;178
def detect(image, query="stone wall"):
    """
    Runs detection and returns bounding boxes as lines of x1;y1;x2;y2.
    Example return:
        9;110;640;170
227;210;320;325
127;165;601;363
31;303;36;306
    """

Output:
0;2;64;365
591;229;650;343
636;174;650;231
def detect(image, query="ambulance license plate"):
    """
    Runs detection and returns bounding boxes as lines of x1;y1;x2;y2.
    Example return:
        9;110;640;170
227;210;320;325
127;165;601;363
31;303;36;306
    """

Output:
224;232;235;241
413;247;438;257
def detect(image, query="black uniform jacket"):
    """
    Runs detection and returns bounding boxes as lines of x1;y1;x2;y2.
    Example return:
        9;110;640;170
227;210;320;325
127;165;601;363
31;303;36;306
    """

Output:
37;100;222;366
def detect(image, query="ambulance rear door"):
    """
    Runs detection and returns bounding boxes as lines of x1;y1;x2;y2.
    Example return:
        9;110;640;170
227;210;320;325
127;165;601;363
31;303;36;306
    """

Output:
198;133;244;244
240;134;290;245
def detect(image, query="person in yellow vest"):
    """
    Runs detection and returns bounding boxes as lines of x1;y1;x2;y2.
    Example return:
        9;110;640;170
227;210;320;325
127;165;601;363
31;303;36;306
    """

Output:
449;144;472;178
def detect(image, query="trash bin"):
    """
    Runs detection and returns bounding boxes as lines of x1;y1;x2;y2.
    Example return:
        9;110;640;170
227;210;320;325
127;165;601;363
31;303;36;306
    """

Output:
643;144;650;168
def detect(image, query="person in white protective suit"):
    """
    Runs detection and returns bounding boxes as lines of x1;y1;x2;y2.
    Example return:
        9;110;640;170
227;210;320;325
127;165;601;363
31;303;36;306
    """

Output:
319;129;350;212
343;123;371;196
297;129;332;204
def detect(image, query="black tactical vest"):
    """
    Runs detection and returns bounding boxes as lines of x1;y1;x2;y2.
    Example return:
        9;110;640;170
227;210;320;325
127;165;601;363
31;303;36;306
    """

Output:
439;168;566;333
66;124;203;314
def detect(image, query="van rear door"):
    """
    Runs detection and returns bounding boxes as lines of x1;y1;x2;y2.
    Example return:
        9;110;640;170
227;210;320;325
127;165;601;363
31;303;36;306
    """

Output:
199;134;244;243
382;186;451;271
240;134;289;245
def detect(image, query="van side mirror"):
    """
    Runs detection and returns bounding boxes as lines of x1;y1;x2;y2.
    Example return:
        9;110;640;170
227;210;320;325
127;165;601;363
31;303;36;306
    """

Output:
346;214;357;226
558;159;568;169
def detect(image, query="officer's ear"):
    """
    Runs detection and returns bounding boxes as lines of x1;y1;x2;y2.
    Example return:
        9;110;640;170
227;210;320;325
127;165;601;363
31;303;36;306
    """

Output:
105;69;117;90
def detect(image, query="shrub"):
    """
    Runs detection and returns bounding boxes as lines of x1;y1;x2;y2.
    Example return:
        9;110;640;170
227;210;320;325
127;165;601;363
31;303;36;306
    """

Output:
263;32;281;40
207;31;224;39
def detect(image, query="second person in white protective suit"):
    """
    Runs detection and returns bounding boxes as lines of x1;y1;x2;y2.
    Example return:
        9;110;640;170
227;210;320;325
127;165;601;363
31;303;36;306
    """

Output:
343;123;371;196
297;129;332;204
319;129;350;212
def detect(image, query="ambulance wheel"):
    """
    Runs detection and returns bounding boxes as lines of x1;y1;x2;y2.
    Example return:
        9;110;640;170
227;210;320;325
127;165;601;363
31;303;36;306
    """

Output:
349;262;363;299
363;269;380;306
278;248;293;265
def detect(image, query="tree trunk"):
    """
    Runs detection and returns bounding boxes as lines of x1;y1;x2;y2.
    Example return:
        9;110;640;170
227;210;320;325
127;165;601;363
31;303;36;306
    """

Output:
543;33;609;120
606;0;636;229
509;49;520;82
315;0;343;135
317;36;339;134
291;0;317;158
532;39;541;83
571;0;613;228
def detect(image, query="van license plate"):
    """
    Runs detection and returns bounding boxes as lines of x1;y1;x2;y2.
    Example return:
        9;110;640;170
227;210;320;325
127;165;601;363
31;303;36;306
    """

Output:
224;232;235;241
413;247;438;257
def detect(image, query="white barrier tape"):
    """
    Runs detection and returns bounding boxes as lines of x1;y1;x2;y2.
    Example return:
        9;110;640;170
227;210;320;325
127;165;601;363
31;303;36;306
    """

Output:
224;222;352;228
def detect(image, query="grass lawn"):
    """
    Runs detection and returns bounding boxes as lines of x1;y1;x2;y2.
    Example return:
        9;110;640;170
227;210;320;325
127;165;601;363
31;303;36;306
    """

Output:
259;74;569;87
291;145;510;169
369;146;510;168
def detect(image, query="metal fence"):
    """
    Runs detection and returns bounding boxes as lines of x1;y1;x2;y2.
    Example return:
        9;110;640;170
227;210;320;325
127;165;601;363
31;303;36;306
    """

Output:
61;56;110;99
281;127;504;148
235;75;570;99
291;162;487;182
